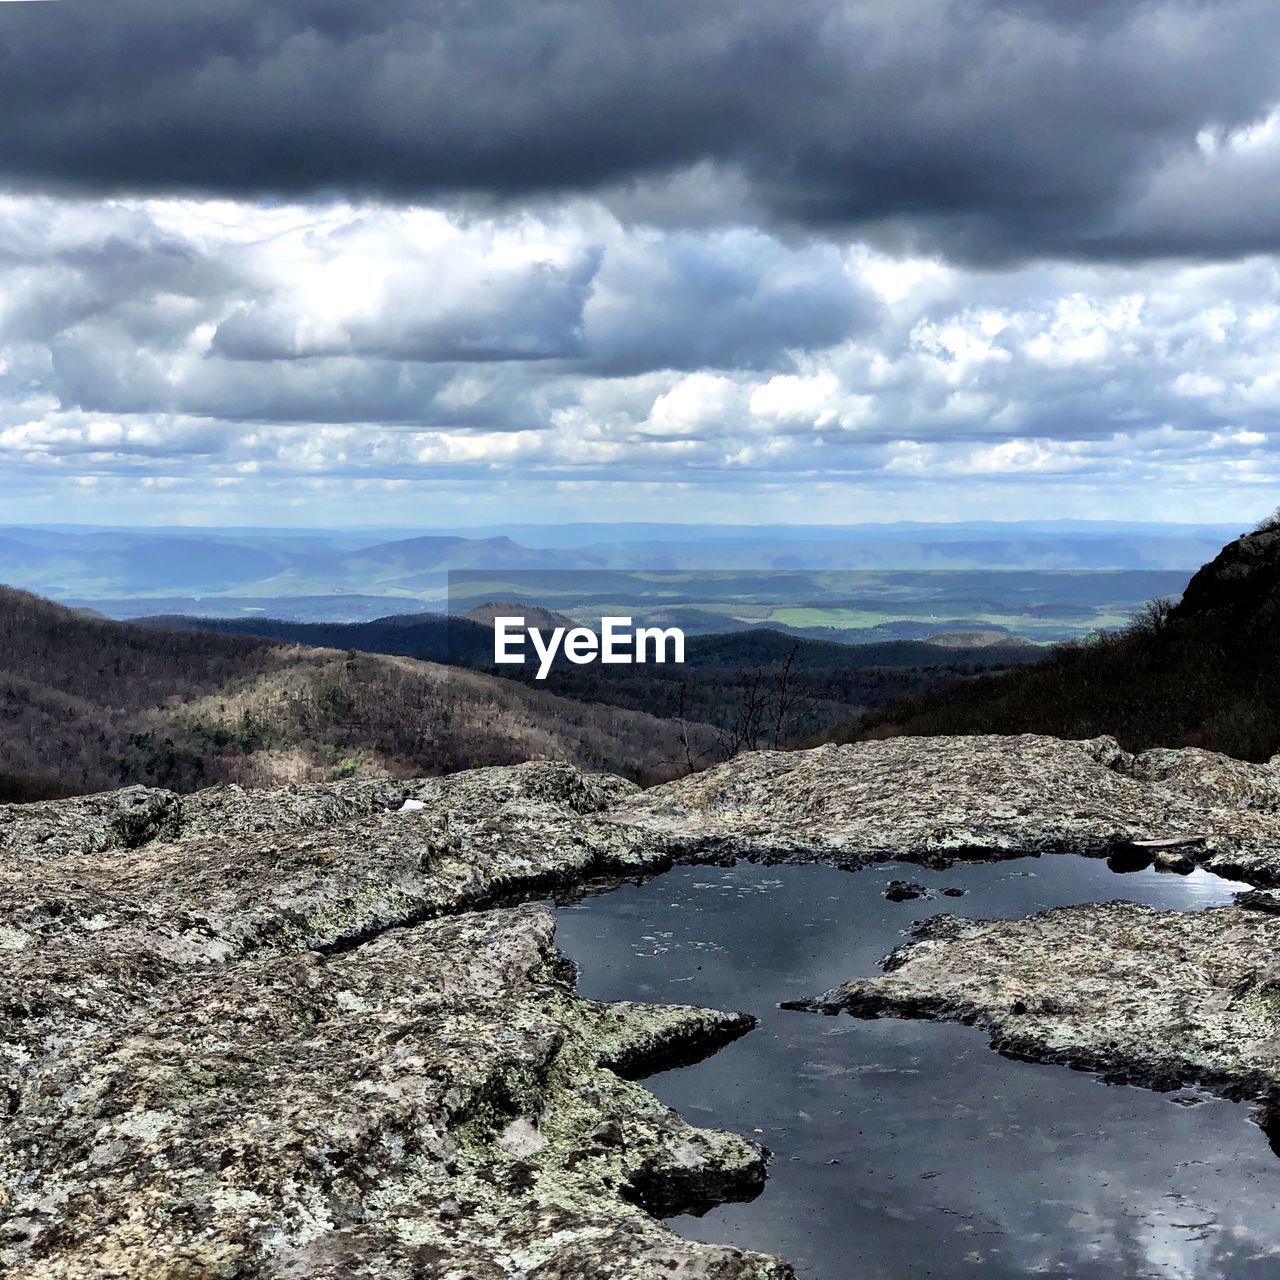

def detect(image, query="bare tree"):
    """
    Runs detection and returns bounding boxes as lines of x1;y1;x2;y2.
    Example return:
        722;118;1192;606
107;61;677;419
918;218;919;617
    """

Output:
665;677;714;774
769;640;819;748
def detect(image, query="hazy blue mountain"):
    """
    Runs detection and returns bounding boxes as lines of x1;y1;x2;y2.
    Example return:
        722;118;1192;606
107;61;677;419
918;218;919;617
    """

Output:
0;522;1222;622
839;523;1280;763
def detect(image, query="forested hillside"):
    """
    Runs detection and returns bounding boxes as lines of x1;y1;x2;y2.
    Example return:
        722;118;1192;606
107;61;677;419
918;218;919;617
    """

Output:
147;611;1042;748
0;587;712;801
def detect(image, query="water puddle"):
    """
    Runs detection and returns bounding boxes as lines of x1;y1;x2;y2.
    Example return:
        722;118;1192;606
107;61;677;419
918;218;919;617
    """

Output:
552;856;1280;1279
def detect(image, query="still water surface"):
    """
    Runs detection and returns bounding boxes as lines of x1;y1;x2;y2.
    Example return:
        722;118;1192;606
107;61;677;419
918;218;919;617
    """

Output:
552;856;1280;1279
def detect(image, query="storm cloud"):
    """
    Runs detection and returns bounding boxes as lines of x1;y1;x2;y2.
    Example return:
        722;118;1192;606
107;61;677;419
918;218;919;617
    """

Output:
1;1;1278;527
1;0;1279;262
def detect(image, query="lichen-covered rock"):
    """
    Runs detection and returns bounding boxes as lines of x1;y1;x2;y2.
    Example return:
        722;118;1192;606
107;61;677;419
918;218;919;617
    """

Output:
0;760;789;1280
1124;746;1280;812
791;901;1280;1102
0;760;638;862
15;731;1280;1276
0;762;669;976
0;905;784;1278
610;735;1181;864
0;784;180;857
411;759;640;816
173;775;413;840
171;760;638;843
607;733;1280;884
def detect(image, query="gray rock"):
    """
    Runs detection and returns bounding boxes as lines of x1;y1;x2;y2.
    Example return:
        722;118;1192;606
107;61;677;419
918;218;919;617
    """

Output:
0;784;181;857
2;904;781;1279
0;760;789;1280
608;734;1280;885
174;775;413;839
1236;889;1280;914
789;901;1280;1103
1153;847;1196;873
14;731;1280;1275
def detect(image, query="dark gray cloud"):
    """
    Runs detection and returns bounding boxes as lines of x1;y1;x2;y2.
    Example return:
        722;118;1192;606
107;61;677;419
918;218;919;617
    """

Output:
2;0;1279;262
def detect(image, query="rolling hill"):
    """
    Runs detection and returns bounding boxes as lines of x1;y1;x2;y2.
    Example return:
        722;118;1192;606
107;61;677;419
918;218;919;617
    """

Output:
141;610;1045;752
0;586;715;802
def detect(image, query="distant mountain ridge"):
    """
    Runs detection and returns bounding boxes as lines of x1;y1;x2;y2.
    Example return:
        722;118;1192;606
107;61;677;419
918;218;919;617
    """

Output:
0;528;604;603
840;523;1280;761
464;601;579;631
143;611;1044;674
0;522;1233;614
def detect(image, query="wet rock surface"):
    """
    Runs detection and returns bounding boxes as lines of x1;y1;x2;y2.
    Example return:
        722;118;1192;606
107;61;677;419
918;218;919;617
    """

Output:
0;760;789;1279
791;900;1280;1106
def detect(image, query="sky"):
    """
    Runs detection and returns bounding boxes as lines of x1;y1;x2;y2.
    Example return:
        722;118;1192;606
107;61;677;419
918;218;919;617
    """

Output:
1;0;1279;527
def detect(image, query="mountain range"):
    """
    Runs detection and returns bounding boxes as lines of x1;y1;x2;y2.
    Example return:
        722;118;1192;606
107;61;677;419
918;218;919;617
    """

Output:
0;523;1239;622
0;580;1045;804
5;518;1278;805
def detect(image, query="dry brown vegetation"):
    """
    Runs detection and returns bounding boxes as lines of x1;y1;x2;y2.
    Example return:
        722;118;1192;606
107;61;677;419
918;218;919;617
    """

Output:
0;586;714;801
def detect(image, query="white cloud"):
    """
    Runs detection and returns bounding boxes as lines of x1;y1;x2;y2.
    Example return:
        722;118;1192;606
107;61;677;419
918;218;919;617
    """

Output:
0;193;1278;524
642;374;741;438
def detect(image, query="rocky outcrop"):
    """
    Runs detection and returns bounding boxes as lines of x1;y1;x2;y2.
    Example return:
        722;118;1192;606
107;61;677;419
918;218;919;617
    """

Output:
608;733;1280;884
0;783;182;857
1173;523;1280;620
3;901;783;1279
0;760;790;1280
16;731;1280;1275
788;900;1280;1106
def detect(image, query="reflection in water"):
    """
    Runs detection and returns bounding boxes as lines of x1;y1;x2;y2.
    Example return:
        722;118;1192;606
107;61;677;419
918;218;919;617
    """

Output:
552;857;1280;1279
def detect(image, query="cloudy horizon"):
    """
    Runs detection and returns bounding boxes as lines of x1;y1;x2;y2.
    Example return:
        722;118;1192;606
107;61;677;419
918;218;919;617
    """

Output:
2;1;1279;527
